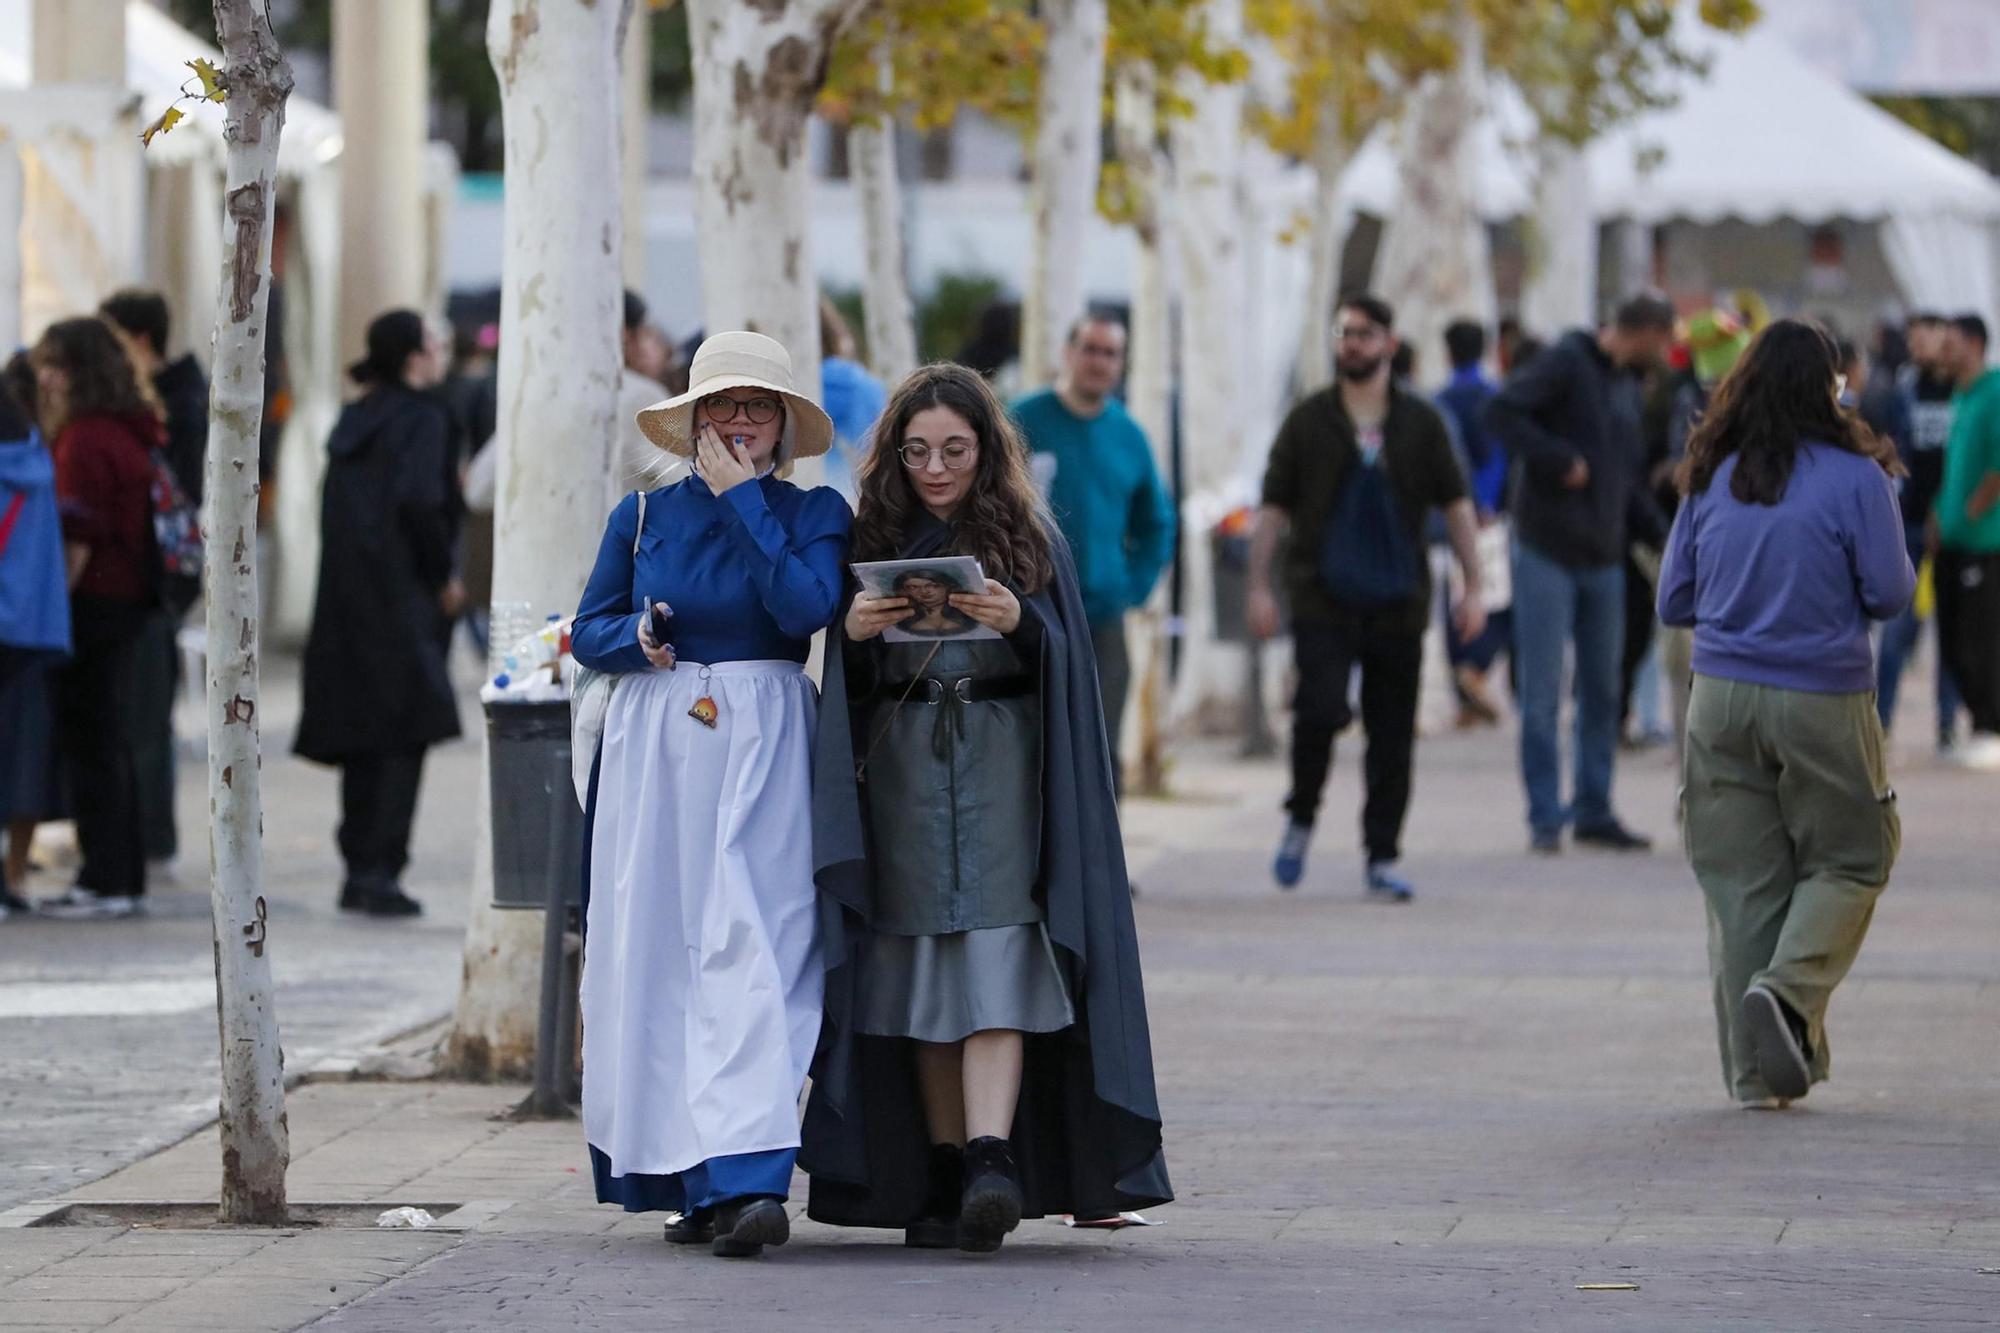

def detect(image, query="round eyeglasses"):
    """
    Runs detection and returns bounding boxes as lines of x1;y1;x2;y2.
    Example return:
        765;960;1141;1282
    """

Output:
899;442;977;471
701;393;782;425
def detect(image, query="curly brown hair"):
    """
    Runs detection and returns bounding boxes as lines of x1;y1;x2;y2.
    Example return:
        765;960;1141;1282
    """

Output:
31;317;163;441
851;362;1055;593
1679;317;1900;505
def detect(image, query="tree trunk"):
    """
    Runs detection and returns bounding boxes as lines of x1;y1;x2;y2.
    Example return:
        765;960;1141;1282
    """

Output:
1165;0;1247;728
687;0;866;414
852;69;917;384
446;0;632;1082
1169;1;1244;501
1521;136;1596;337
1113;58;1173;796
1020;0;1108;390
622;0;651;289
1370;5;1494;392
203;0;293;1226
1293;113;1352;395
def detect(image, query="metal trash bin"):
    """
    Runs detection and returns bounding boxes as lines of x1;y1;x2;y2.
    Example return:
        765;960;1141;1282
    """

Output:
484;698;583;1118
485;700;583;910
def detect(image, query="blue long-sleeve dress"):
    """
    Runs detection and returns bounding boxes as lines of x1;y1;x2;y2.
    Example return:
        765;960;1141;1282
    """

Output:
573;472;851;1214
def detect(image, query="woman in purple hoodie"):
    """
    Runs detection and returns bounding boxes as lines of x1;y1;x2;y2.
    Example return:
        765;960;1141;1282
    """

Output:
1658;318;1913;1109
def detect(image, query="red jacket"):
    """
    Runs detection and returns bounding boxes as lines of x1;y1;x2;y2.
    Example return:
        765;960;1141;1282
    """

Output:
54;412;162;605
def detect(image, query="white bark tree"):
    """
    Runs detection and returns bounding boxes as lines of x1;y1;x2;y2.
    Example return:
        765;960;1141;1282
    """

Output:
849;47;917;384
1370;6;1494;392
1112;57;1175;795
1164;0;1248;726
202;0;293;1225
1292;112;1354;394
1521;137;1597;336
687;0;868;412
447;0;632;1080
1019;0;1109;390
1169;0;1245;501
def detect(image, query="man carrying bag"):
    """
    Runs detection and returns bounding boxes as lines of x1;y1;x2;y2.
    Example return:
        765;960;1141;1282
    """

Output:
1248;294;1486;901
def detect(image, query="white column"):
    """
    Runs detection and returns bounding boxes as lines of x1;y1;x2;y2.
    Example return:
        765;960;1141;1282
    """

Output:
22;0;135;338
332;0;428;364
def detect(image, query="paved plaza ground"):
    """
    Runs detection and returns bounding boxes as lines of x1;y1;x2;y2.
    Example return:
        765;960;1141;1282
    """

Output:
1;654;1996;1330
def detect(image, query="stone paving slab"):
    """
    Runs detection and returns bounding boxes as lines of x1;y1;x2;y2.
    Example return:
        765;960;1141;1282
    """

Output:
2;716;1996;1330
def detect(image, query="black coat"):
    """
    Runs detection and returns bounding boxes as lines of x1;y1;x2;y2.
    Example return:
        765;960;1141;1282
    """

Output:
803;518;1172;1226
294;386;460;764
1486;328;1668;569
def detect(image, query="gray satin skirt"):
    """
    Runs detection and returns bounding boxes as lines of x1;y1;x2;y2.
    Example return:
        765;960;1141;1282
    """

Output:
856;922;1075;1043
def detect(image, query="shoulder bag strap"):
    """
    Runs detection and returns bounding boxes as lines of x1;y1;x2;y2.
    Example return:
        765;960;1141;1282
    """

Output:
854;640;943;783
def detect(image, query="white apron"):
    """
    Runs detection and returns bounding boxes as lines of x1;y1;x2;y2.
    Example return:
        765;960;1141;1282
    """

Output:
582;660;822;1178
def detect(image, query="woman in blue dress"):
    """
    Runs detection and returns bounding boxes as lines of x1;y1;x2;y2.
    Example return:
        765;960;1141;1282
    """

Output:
571;332;851;1258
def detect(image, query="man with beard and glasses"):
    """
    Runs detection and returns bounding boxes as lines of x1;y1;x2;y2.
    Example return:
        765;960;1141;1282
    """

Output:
1487;293;1675;856
1248;294;1486;901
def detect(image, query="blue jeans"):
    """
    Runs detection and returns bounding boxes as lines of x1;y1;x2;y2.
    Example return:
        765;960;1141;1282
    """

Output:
1513;540;1625;837
1876;525;1961;736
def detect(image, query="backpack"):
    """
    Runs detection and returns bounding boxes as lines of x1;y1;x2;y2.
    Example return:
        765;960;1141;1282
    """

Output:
1317;450;1419;611
146;447;203;615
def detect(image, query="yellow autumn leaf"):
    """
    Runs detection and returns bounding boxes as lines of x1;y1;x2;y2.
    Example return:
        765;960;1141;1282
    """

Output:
189;57;227;102
140;105;184;147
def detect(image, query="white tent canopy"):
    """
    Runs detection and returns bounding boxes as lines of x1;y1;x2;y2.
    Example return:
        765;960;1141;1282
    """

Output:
1339;23;2000;329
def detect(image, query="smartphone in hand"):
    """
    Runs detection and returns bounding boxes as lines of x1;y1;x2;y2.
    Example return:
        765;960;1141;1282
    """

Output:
642;596;673;648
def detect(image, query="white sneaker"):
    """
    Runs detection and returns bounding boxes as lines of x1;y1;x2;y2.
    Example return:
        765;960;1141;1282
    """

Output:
37;887;143;920
1953;733;2000;772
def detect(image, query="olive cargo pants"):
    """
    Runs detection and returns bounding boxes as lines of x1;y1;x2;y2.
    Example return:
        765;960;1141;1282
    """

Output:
1682;675;1900;1103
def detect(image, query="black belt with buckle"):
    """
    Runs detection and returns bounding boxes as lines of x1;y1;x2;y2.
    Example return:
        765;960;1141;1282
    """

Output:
876;674;1036;706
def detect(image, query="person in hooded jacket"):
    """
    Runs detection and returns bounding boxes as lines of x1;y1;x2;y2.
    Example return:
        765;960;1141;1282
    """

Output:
0;370;68;918
30;318;166;918
294;310;463;918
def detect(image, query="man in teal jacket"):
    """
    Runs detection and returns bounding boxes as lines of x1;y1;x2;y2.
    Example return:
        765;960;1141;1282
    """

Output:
1935;313;2000;771
1013;315;1176;793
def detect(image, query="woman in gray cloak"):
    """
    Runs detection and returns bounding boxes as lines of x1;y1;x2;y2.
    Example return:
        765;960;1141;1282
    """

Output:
803;362;1170;1253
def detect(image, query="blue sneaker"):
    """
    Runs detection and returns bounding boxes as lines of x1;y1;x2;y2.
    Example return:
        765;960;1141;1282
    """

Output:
1364;861;1414;903
1273;822;1312;889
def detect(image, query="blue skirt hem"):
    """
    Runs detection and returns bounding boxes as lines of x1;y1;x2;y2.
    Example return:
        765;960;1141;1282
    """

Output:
588;1144;796;1214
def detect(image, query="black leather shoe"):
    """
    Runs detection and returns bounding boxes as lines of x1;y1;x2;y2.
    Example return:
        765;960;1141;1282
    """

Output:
663;1207;715;1245
1573;821;1653;852
905;1142;963;1249
957;1136;1023;1254
362;885;424;918
710;1195;789;1258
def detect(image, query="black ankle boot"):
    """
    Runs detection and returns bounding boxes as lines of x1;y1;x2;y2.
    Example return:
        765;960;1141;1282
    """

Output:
905;1143;963;1249
710;1195;789;1258
957;1136;1022;1254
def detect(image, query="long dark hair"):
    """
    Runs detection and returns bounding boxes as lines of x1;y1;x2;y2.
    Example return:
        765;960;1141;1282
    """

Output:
1680;318;1900;505
852;362;1055;594
31;317;162;441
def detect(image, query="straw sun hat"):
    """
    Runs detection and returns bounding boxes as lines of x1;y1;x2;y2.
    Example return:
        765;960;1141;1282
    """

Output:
634;330;835;461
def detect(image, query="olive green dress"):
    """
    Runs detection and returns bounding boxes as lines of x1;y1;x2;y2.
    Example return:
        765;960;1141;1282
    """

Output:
851;623;1074;1043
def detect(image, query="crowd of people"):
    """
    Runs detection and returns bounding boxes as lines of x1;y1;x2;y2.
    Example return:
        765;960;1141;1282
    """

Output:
3;265;1990;1252
0;293;208;920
